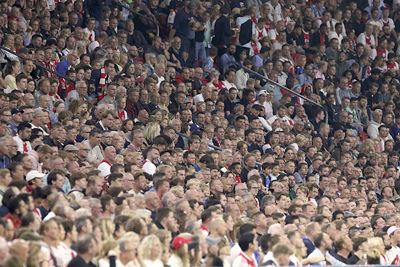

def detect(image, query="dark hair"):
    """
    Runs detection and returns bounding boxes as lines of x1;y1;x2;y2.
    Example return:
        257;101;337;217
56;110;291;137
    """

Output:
238;232;256;252
76;234;95;254
239;223;256;239
17;121;32;134
100;195;113;212
155;207;172;222
47;169;65;186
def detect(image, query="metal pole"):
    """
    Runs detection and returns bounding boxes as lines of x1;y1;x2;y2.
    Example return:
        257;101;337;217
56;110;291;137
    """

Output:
176;132;222;151
113;0;159;37
235;63;325;109
0;46;76;84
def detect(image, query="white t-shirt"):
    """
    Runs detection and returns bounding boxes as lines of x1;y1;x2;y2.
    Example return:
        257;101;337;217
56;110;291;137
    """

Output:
142;159;156;175
98;160;112;177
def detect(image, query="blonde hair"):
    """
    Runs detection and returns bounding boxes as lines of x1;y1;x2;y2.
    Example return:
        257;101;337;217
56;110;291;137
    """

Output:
155;229;171;244
170;186;184;196
186;179;201;189
359;139;376;154
114;155;124;165
100;240;118;259
143;122;161;143
171;233;192;267
368;237;384;255
0;169;10;178
138;235;162;261
26;241;42;267
156;164;171;174
99;217;115;241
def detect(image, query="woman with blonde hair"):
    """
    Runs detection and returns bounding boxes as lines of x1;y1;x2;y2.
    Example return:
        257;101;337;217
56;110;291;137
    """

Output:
367;236;388;265
138;235;163;267
98;217;115;241
155;229;172;246
26;241;48;267
98;240;124;267
144;52;157;76
359;139;376;154
168;234;193;267
150;109;163;123
143;121;161;146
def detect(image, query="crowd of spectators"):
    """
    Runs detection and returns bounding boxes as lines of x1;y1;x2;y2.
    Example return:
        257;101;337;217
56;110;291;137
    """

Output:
2;0;400;266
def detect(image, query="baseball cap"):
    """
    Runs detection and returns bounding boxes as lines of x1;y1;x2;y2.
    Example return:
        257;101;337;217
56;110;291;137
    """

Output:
344;211;357;219
64;145;79;152
172;236;192;249
11;108;22;115
387;226;400;236
304;122;313;130
26;170;45;182
259;90;268;96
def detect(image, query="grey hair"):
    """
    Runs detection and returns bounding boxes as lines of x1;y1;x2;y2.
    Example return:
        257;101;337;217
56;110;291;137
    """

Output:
184;219;199;234
161;191;175;207
76;234;95;254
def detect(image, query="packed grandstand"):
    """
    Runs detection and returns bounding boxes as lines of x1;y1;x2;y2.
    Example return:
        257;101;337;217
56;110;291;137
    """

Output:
1;0;400;266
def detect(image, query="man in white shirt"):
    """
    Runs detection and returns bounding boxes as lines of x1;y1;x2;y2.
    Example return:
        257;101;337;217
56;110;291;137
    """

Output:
82;128;104;163
222;69;238;90
267;105;293;126
386;226;400;264
193;85;212;105
142;147;160;175
232;232;258;267
357;23;376;49
98;146;116;178
154;62;166;88
307;233;332;266
13;122;32;153
83;17;96;42
328;23;345;48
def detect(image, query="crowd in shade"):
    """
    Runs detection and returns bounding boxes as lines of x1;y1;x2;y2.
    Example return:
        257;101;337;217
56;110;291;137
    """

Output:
4;0;400;266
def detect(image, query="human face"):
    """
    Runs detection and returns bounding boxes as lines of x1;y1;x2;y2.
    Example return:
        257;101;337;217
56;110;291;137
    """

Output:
54;174;65;189
46;220;60;241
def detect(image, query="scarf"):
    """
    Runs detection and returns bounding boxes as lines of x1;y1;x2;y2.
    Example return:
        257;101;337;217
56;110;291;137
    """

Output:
99;67;106;88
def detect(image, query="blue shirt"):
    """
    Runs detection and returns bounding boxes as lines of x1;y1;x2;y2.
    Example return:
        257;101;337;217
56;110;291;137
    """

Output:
220;53;236;73
297;73;313;86
55;59;70;77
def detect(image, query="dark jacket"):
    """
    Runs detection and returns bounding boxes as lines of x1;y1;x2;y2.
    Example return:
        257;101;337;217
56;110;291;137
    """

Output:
212;15;234;46
310;31;328;47
67;255;96;267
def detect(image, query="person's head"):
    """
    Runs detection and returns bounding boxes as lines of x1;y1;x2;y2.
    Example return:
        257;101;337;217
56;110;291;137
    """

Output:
238;232;258;253
119;233;140;263
138;234;162;261
76;234;97;258
17;122;32;141
335;234;353;253
47;169;66;190
272;243;293;266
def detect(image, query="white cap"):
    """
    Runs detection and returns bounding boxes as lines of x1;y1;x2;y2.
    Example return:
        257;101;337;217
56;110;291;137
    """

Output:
387;226;400;237
26;170;45;182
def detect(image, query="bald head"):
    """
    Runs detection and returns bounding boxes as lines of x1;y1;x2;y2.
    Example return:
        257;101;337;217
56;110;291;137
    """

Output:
268;223;284;236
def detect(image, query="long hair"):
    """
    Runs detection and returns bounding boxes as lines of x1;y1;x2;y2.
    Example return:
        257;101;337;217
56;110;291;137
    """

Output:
26;242;42;267
99;240;118;259
171;233;192;267
98;217;115;241
143;122;161;144
138;234;162;261
4;61;19;76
